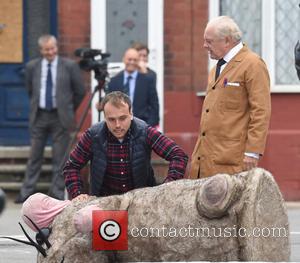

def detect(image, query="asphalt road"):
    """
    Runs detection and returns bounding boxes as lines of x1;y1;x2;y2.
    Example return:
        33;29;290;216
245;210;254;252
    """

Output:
0;193;299;262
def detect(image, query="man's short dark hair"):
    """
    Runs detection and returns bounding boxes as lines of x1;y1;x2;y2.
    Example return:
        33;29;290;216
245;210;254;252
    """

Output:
102;91;132;112
131;42;150;55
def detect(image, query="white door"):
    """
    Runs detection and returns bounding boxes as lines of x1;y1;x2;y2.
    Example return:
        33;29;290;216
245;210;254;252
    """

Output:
91;0;164;129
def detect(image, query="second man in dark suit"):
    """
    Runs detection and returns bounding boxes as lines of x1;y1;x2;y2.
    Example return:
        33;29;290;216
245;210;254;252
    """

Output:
107;48;159;127
15;34;86;203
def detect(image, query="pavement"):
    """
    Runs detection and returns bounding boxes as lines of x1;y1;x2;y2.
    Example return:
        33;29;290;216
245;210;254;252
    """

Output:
0;192;299;262
0;193;36;263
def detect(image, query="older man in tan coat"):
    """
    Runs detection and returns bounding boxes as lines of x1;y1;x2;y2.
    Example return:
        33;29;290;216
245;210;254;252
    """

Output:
190;16;271;179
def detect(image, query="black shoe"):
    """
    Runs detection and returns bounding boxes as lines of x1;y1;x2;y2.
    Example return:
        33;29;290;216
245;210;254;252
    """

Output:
14;194;29;204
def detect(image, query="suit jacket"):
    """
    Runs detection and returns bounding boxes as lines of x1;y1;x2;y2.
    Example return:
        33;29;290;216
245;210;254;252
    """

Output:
146;67;157;86
107;70;159;126
190;45;271;179
25;57;85;130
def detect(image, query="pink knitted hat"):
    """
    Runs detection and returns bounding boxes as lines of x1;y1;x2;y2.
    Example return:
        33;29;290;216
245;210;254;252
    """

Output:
73;205;100;234
21;193;71;231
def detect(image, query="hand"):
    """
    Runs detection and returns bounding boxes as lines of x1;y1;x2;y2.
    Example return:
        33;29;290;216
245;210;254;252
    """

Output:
138;60;148;73
73;194;89;202
243;156;258;171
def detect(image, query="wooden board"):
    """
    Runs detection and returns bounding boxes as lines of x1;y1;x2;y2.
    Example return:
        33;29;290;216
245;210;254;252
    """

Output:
0;0;23;63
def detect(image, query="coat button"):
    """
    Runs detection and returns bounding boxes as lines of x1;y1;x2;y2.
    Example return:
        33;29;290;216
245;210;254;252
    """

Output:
212;87;215;90
202;132;206;136
197;157;200;160
206;109;209;113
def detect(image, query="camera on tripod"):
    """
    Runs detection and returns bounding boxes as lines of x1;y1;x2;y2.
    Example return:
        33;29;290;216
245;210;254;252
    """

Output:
74;48;111;82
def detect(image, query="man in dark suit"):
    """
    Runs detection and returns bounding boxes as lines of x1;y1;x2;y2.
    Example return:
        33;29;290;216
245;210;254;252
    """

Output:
15;35;85;203
107;48;159;127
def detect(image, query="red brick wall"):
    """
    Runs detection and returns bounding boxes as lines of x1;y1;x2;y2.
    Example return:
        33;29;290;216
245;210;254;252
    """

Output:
163;0;209;158
260;94;300;201
58;0;91;132
164;0;209;92
58;0;90;58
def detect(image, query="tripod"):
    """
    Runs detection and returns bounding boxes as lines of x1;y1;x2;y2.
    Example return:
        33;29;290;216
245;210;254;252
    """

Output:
61;75;106;165
51;72;107;198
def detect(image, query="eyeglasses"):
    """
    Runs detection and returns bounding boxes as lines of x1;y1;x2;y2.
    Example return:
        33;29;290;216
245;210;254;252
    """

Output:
0;215;52;258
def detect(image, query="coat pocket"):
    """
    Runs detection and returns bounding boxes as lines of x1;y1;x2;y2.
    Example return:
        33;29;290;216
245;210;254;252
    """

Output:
213;138;242;165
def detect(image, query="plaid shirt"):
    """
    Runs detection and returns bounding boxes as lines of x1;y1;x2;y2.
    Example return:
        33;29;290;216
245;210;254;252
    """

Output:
64;125;188;198
101;131;133;196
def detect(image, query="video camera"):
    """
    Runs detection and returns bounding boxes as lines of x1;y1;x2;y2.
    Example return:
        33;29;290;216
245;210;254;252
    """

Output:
74;48;111;82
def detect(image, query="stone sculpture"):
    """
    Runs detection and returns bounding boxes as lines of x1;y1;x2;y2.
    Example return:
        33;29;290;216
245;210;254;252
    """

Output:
36;168;289;262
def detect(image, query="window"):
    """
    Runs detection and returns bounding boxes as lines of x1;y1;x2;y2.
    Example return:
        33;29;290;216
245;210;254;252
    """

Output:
25;0;56;61
106;0;148;62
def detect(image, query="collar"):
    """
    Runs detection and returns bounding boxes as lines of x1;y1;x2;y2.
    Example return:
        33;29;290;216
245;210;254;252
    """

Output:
42;56;58;67
124;70;138;80
223;42;243;63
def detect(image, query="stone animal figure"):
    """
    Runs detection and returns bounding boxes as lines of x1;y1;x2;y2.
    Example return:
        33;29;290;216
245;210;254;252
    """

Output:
37;168;290;262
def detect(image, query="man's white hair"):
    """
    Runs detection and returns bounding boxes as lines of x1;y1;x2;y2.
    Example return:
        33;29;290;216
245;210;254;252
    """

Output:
206;16;242;43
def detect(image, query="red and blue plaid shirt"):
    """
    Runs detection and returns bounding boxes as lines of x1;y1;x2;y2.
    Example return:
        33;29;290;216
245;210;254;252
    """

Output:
64;125;188;198
101;131;133;196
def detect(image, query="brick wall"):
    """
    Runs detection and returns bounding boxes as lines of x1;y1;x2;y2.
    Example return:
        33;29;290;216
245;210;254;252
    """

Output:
57;0;90;58
260;94;300;201
164;0;209;92
58;0;91;132
163;0;209;158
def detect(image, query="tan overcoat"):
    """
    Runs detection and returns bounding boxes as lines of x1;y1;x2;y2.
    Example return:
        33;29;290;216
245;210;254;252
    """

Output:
190;46;271;178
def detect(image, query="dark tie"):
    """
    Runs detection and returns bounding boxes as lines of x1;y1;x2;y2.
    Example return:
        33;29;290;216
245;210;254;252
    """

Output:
123;75;132;95
45;63;53;110
215;58;226;81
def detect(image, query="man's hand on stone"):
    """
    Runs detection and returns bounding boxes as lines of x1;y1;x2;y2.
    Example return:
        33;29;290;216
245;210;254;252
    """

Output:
73;194;90;202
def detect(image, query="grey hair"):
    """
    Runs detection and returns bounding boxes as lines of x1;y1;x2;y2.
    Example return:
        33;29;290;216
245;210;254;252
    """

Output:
207;16;242;43
38;34;57;47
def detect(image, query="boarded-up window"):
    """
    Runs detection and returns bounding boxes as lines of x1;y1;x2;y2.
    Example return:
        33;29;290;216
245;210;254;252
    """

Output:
0;0;23;63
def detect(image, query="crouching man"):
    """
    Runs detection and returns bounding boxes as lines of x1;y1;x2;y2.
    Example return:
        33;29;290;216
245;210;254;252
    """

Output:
63;91;188;199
